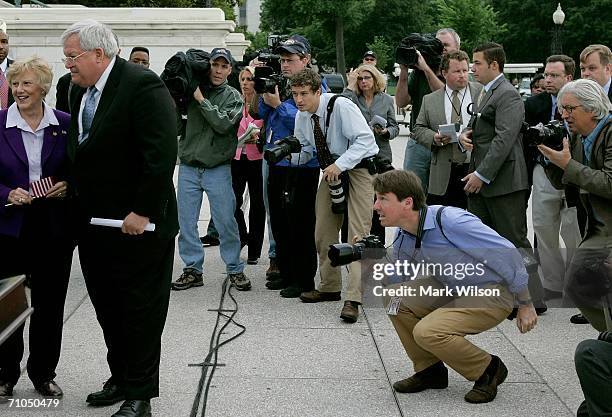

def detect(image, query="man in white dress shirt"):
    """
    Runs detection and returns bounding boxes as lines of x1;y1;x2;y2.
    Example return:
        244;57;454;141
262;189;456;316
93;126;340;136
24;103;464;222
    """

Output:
291;68;379;323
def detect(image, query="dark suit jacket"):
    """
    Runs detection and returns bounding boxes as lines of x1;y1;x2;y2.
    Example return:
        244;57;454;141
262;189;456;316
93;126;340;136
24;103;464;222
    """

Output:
0;108;71;238
469;75;529;198
3;59;14;108
413;81;483;195
68;57;178;239
55;72;79;114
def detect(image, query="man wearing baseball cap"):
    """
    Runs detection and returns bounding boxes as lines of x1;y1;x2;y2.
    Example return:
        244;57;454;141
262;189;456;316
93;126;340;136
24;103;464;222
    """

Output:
363;50;377;66
251;34;328;299
173;47;252;292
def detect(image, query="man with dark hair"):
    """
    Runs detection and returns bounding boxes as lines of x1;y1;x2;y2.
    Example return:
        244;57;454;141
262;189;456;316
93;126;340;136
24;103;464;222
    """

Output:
396;28;459;191
129;46;150;68
524;54;581;301
292;69;379;323
460;42;545;312
252;35;324;297
0;21;14;110
373;169;537;404
413;50;482;209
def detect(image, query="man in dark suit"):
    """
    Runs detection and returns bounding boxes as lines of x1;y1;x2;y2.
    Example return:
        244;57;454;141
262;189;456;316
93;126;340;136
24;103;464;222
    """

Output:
413;50;483;209
460;42;545;310
524;55;581;301
61;20;178;417
0;22;14;110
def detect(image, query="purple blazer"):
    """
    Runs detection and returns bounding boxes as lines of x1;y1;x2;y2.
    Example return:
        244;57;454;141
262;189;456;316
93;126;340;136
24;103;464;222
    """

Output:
0;107;71;238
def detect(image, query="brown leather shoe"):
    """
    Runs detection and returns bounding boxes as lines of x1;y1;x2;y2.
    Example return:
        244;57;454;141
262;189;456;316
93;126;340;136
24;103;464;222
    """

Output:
393;361;448;393
35;380;63;397
299;290;341;303
0;380;15;403
340;301;360;323
464;355;508;403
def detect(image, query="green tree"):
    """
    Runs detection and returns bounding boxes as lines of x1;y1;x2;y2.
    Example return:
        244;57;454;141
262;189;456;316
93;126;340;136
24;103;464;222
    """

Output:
433;0;507;53
261;0;375;76
365;36;392;71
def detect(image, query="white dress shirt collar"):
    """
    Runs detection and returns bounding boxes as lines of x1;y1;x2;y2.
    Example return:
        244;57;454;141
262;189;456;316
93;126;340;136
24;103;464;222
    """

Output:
603;78;611;96
93;56;116;95
484;73;505;92
6;101;59;132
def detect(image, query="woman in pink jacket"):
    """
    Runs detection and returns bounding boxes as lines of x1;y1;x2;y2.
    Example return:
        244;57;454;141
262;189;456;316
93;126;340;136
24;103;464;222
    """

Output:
232;66;265;264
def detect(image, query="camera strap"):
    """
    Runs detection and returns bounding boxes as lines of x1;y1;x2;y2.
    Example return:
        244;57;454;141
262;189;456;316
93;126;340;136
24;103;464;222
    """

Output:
414;205;428;249
325;94;352;137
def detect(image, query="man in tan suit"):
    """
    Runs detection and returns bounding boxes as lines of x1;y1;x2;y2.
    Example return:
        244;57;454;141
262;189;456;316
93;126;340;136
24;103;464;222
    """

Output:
413;50;482;208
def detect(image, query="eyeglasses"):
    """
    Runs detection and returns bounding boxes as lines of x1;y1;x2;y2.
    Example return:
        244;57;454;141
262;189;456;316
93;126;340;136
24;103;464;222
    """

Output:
364;58;376;62
61;50;90;65
559;104;583;115
357;76;373;81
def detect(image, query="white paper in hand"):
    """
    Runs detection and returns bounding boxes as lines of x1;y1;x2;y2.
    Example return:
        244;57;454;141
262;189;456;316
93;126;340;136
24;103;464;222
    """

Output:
438;123;459;143
90;218;156;232
237;123;261;147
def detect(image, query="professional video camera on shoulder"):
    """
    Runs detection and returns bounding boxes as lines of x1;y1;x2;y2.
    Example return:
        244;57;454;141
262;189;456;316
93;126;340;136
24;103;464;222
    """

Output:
161;48;211;113
521;120;565;150
264;135;302;165
395;33;443;70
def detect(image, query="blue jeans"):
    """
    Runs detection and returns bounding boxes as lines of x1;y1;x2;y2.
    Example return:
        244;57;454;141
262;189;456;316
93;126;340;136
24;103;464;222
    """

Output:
177;164;244;274
262;160;276;259
403;138;431;193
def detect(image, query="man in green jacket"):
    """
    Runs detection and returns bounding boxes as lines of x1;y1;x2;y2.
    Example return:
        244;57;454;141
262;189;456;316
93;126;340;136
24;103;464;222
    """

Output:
172;48;251;291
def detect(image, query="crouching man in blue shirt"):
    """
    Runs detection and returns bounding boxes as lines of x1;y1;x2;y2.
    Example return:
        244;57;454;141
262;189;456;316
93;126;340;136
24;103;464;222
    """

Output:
372;169;537;404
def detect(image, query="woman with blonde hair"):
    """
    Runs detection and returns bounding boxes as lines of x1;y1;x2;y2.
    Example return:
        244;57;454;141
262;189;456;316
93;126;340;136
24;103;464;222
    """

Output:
345;63;399;240
0;56;72;401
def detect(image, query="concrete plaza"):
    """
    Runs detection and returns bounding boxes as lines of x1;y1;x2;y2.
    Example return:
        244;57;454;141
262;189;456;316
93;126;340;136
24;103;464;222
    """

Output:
2;127;596;417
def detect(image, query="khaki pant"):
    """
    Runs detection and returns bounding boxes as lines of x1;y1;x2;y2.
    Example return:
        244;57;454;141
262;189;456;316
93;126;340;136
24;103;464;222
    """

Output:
315;168;374;303
385;278;513;381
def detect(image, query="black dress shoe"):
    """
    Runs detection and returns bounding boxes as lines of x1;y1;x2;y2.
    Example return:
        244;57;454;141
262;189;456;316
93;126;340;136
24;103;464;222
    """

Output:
571;313;590;324
86;379;125;406
35;380;63;397
0;380;15;404
266;279;289;290
111;400;151;417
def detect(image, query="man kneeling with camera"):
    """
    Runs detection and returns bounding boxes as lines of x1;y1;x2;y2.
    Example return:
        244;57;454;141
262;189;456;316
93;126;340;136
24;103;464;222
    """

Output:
373;169;537;403
290;69;379;323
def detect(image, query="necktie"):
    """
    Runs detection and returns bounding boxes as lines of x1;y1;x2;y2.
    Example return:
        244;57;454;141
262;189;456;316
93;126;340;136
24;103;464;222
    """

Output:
80;86;98;144
451;90;462;124
311;114;334;168
0;70;8;109
554;105;563;121
476;88;486;107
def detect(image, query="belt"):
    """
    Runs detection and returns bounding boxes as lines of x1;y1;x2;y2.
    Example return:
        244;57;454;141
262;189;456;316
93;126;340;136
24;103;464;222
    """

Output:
353;157;375;170
450;162;469;168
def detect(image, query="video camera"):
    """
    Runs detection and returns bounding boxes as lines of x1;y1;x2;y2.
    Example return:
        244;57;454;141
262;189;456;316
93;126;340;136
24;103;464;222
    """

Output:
395;33;444;70
161;49;211;113
253;34;288;95
521;120;565;151
264;135;302;165
328;235;385;267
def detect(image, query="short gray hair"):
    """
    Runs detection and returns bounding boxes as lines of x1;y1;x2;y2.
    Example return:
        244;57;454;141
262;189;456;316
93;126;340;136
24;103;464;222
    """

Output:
558;79;612;120
61;19;119;58
436;28;460;49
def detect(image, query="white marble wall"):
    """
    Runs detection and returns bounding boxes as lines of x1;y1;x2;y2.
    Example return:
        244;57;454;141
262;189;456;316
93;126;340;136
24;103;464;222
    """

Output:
1;7;249;106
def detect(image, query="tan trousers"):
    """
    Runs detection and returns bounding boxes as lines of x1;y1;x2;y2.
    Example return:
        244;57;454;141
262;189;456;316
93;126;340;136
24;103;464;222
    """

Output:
315;168;374;303
385;278;513;381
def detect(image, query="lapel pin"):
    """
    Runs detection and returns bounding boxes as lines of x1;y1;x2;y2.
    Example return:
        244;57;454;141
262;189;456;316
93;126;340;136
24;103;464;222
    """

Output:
61;130;67;134
52;131;58;136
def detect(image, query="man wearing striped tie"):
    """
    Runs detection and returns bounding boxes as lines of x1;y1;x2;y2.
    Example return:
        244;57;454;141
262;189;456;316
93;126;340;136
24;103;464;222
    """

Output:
0;21;14;111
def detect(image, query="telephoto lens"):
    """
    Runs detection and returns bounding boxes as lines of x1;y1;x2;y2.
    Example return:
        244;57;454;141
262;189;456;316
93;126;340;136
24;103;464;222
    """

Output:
328;179;347;214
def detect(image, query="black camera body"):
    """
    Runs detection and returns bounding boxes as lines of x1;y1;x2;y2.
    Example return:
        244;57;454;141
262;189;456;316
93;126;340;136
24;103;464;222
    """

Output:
253;65;286;94
522;120;565;151
328;235;385;267
396;46;418;67
395;33;444;70
264;135;302;165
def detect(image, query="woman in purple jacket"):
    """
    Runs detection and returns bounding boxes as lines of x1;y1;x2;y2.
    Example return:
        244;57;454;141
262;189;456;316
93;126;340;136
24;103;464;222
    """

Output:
0;56;73;402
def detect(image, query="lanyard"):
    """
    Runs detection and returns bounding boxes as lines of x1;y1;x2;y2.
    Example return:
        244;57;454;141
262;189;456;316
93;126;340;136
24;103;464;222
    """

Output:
444;88;467;124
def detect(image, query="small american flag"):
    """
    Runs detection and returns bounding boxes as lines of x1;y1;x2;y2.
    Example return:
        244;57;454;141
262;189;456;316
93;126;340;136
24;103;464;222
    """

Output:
30;177;55;198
